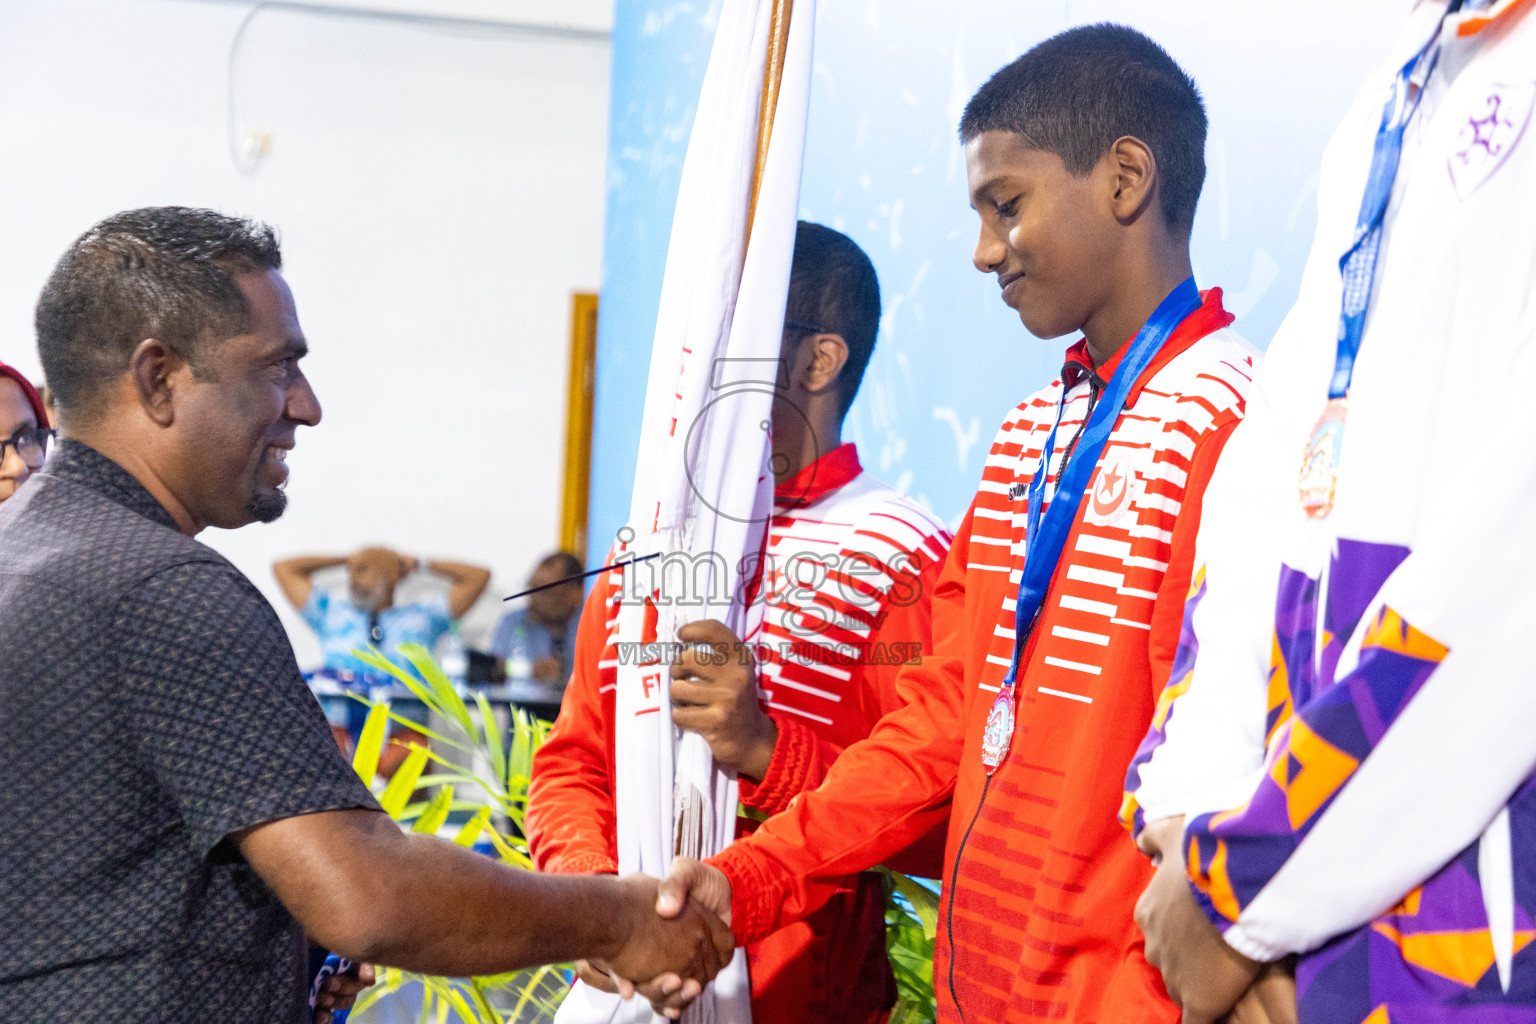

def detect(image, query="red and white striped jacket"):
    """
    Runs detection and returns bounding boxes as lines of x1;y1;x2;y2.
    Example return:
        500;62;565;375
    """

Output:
712;289;1257;1024
527;443;952;1024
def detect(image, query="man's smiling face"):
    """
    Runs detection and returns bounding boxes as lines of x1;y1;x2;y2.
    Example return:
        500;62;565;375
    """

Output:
172;268;321;529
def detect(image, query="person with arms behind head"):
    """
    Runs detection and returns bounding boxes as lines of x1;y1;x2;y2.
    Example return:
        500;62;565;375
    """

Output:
0;207;731;1024
274;545;491;767
274;547;491;676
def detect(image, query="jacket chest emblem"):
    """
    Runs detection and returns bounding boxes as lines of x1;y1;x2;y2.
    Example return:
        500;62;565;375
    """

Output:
1449;81;1534;199
1084;453;1139;527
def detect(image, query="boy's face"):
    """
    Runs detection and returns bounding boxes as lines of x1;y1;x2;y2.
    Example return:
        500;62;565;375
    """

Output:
966;130;1118;341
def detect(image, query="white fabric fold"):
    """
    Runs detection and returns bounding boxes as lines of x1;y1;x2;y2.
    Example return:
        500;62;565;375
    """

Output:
555;1;815;1021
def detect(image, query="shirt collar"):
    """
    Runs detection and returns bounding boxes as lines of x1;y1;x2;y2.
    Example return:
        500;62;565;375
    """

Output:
775;442;862;508
1061;339;1120;392
1058;287;1234;408
42;439;181;532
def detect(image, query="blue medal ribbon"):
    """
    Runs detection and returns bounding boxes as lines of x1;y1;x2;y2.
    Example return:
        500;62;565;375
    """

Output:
1329;7;1457;399
1300;1;1474;519
982;277;1202;772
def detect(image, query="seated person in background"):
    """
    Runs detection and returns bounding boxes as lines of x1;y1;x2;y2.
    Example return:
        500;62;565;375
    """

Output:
490;550;583;686
0;359;52;505
275;547;491;673
275;547;490;770
528;222;954;1024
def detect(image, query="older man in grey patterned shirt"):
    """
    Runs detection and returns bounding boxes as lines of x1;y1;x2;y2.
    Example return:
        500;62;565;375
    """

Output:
0;207;731;1023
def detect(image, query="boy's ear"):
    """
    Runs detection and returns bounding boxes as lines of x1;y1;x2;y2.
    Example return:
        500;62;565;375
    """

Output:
800;332;850;396
1107;135;1158;225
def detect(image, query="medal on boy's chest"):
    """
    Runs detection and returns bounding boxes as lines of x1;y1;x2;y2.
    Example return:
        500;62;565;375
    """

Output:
1298;395;1348;519
980;684;1016;773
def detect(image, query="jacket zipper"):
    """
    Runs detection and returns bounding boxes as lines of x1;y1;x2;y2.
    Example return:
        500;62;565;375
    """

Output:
1053;372;1105;485
946;773;994;1020
942;371;1106;1015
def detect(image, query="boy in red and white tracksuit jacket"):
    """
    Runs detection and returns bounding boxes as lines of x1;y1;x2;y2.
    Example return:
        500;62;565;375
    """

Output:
663;28;1263;1024
710;291;1254;1023
529;444;950;1023
528;222;953;1024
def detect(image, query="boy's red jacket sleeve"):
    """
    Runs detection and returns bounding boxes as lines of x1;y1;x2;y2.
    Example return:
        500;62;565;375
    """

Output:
526;577;619;875
736;547;952;877
737;544;942;816
711;502;978;943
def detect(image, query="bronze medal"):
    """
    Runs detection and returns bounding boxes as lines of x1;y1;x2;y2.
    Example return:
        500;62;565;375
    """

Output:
1298;395;1348;519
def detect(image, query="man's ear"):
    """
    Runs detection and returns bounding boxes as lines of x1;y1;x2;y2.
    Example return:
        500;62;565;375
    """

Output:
801;333;850;396
1107;135;1158;225
127;338;189;427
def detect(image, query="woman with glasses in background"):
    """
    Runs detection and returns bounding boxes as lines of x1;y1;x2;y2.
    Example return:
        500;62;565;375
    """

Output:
0;359;52;504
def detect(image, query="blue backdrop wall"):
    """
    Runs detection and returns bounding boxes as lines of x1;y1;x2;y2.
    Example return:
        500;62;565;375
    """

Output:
588;0;1404;553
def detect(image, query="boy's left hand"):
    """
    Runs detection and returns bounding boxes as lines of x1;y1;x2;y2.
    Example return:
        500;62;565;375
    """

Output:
670;620;778;783
1135;852;1259;1024
313;962;376;1024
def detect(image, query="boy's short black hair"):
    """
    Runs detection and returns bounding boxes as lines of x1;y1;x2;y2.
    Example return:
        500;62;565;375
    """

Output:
785;221;880;418
959;24;1207;234
36;206;282;420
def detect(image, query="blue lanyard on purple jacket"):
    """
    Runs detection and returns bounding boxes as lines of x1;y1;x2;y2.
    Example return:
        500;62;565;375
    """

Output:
981;277;1202;775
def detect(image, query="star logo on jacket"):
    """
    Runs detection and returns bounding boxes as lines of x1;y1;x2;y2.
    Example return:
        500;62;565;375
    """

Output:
1084;453;1138;527
1449;81;1535;199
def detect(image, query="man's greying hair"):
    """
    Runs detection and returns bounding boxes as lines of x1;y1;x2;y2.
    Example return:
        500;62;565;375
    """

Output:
785;221;881;418
959;24;1208;233
36;206;283;419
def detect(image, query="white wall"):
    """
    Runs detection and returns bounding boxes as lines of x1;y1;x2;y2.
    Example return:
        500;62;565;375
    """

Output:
0;0;612;664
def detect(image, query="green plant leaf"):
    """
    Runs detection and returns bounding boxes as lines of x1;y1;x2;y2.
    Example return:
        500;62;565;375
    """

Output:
483;825;534;869
352;702;390;784
442;986;479;1023
505;964;566;1021
888;870;940;941
507;708;533;784
473;690;507;790
456;806;492;848
467;977;504;1024
398;643;475;737
351;646;479;750
411;784;454;835
379;742;431;818
351;965;404;1016
346;694;458;747
352;645;423;690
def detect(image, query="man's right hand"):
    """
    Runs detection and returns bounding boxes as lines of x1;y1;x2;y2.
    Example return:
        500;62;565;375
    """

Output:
655;857;733;924
600;873;733;1010
612;858;737;1018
